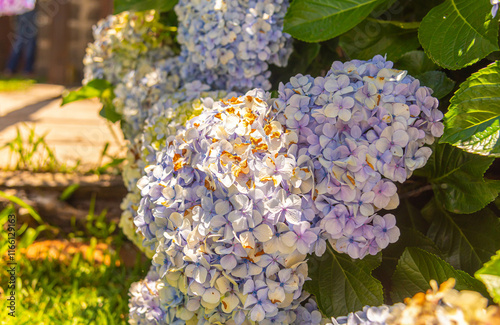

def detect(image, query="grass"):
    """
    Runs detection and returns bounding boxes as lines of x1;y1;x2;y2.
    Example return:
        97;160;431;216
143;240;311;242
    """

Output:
0;244;147;324
0;78;36;92
1;124;124;175
0;193;149;324
1;125;79;173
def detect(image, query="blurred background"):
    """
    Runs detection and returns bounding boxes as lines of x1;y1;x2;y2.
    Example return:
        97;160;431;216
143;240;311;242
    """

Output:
0;2;145;323
0;0;113;85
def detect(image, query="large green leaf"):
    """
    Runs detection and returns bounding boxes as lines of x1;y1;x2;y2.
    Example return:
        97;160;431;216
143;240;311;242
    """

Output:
61;79;113;106
396;50;438;76
418;0;499;69
339;19;420;61
284;0;385;42
424;199;500;275
304;245;383;317
114;0;177;14
475;250;500;304
417;71;455;99
391;248;489;302
440;62;500;157
420;143;500;214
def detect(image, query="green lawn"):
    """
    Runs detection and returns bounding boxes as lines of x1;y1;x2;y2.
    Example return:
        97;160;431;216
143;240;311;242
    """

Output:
0;78;36;92
1;253;147;325
0;203;149;325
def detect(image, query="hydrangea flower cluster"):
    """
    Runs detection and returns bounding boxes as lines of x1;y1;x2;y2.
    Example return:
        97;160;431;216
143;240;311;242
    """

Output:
83;2;295;260
129;266;326;325
83;11;176;86
131;55;443;324
113;57;182;140
272;55;443;258
141;81;232;164
128;267;166;324
135;90;317;322
174;0;293;92
120;191;155;257
329;305;401;325
83;11;181;141
128;266;200;324
328;279;500;325
119;82;232;255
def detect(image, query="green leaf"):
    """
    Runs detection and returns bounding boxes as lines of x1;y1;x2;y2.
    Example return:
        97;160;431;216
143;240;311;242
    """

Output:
284;0;385;43
61;79;113;106
114;0;177;14
385;227;442;262
424;199;500;275
440;62;500;157
396;50;438;76
475;250;500;304
62;79;121;123
418;0;499;69
304;245;383;317
391;247;489;302
99;105;121;123
366;18;421;30
371;0;398;13
59;184;80;201
375;202;437;285
377;227;442;280
303;43;322;66
0;190;44;224
99;87;121;123
421;143;500;214
339;18;420;61
416;71;455;99
391;199;428;232
359;252;383;271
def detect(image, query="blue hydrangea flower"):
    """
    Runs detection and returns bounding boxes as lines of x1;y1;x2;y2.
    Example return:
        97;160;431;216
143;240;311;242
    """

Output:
120;83;232;258
128;267;189;324
130;55;443;323
135;90;315;323
492;0;499;17
273;55;443;259
174;0;293;91
328;305;398;325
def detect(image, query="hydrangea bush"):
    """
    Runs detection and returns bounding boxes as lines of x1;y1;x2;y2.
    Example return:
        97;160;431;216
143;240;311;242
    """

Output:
130;55;445;322
65;0;500;323
83;10;176;87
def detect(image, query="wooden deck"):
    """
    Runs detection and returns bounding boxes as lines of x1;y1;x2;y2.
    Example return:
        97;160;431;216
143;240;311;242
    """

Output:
0;84;126;170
